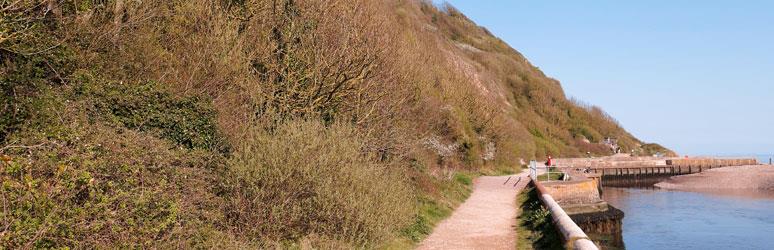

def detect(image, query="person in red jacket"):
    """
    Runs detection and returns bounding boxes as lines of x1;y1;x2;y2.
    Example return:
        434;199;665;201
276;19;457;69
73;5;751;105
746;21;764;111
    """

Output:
545;155;553;167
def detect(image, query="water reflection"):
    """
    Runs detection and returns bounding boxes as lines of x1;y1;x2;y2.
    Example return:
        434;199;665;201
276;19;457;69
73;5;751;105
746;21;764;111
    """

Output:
601;186;774;250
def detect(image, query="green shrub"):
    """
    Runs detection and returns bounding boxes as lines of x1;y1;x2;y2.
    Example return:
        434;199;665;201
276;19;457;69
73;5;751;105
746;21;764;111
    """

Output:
0;46;76;143
84;81;226;153
225;120;414;247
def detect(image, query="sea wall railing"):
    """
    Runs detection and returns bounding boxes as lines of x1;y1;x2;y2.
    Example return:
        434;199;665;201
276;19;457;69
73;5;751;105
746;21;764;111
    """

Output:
529;160;567;181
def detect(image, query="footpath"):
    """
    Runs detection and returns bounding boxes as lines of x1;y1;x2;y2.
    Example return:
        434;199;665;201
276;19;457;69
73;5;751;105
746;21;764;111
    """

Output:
417;172;529;250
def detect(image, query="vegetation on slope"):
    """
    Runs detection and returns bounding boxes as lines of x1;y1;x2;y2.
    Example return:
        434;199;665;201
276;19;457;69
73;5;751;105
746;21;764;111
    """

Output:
1;0;670;248
413;2;674;158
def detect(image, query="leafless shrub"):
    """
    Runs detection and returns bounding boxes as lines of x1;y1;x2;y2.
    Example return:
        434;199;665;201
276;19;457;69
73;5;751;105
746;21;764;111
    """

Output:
226;120;414;246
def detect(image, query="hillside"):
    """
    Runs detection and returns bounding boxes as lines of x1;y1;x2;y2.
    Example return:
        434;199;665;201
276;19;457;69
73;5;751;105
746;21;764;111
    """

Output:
1;0;671;248
395;2;668;159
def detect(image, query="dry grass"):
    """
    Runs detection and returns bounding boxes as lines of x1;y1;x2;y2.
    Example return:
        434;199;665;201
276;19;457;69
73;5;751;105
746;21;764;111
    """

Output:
225;120;415;246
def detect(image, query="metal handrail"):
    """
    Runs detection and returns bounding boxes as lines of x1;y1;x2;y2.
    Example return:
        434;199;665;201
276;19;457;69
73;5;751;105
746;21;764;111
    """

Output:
529;160;566;181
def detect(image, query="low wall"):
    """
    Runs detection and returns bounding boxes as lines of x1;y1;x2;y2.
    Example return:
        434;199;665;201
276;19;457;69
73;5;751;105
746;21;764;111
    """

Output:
541;179;601;205
557;157;757;169
666;158;757;166
533;179;599;250
554;156;669;168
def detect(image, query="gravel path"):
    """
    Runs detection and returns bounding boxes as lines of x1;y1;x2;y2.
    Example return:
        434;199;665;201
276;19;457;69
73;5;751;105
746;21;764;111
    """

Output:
417;172;529;250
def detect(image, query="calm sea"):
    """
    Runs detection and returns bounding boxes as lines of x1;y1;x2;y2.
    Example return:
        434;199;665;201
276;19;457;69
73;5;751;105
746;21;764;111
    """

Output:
602;187;774;250
753;155;772;165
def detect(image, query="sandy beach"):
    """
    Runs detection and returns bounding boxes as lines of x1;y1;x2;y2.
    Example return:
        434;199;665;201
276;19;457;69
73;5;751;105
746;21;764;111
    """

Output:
656;165;774;192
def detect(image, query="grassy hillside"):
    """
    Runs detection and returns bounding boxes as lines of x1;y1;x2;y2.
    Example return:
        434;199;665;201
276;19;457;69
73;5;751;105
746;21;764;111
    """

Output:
402;2;673;158
1;0;671;248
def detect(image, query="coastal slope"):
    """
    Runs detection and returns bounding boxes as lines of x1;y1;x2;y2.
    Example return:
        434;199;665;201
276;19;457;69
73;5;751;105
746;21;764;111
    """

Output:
1;0;670;248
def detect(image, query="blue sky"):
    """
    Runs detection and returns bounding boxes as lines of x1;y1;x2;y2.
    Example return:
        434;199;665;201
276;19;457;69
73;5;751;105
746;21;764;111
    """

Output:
441;1;774;156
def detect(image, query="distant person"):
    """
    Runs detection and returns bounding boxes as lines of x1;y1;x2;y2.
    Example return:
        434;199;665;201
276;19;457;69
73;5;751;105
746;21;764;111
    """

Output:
545;155;553;167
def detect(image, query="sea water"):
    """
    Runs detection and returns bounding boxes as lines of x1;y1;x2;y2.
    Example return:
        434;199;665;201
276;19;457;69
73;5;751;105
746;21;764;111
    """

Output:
602;187;774;250
754;154;773;165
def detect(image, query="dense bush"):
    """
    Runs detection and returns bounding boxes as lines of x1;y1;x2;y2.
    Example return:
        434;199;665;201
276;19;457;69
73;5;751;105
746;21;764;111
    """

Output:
0;46;76;142
0;76;230;248
225;120;414;246
73;75;228;153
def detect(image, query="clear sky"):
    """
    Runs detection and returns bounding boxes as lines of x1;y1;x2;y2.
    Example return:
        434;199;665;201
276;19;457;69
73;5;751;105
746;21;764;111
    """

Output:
440;0;774;156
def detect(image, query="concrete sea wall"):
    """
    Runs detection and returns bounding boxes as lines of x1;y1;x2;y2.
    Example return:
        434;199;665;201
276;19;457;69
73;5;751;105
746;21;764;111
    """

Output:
532;179;599;250
533;170;625;249
555;157;757;170
541;179;601;205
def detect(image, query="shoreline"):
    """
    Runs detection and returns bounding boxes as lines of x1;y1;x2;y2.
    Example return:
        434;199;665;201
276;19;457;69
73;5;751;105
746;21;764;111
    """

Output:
655;165;774;195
